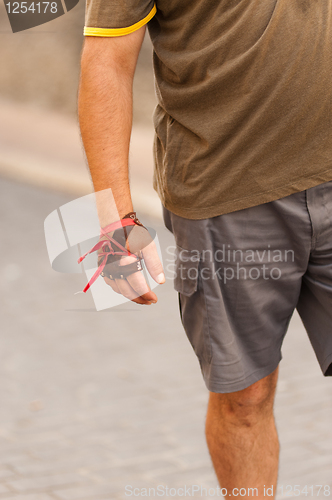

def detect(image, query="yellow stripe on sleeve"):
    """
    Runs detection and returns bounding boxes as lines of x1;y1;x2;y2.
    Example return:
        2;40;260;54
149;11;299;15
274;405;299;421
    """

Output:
84;4;156;37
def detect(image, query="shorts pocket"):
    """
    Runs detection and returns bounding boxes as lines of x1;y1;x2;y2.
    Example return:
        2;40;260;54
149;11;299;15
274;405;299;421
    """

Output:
173;245;200;296
173;245;212;364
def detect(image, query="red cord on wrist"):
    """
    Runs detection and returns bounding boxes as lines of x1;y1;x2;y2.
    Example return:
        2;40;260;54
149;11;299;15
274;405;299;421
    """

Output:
78;217;140;293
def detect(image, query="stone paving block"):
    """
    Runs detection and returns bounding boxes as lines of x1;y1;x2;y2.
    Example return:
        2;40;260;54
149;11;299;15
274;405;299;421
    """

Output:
20;442;75;462
9;431;66;447
152;464;216;488
0;483;12;494
0;495;57;500
170;450;211;470
53;483;123;500
7;473;92;494
0;445;31;461
0;465;17;480
105;442;180;463
11;454;112;478
279;463;332;485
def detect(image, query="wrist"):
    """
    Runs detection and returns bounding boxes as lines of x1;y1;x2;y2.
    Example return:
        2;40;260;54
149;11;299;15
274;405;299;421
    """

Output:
93;187;133;227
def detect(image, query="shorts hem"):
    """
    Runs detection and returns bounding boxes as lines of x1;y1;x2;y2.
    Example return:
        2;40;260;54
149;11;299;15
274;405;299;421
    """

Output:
203;356;282;394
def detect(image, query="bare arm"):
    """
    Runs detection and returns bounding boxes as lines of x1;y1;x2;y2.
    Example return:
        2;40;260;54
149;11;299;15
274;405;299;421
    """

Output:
78;27;146;221
78;27;165;305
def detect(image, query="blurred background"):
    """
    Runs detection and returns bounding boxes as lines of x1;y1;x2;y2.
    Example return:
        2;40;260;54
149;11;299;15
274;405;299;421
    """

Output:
0;0;158;214
0;2;332;499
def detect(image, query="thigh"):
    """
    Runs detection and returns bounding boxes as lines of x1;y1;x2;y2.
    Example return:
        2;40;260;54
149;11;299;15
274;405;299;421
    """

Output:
297;181;332;375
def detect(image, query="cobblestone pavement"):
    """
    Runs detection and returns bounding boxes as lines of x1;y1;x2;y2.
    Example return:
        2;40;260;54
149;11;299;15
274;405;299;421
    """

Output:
0;177;331;500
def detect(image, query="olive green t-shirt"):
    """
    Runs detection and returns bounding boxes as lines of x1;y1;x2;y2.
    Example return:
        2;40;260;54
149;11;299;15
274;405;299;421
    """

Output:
85;0;332;219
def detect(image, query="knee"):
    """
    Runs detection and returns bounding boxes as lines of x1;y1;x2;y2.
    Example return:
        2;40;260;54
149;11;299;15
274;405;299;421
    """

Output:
207;368;278;426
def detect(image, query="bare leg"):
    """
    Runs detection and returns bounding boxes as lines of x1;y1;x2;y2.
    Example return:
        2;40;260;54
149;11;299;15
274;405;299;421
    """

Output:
205;366;279;500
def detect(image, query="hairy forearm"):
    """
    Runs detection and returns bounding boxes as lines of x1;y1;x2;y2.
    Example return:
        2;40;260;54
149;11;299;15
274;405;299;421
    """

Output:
76;31;164;304
78;42;135;222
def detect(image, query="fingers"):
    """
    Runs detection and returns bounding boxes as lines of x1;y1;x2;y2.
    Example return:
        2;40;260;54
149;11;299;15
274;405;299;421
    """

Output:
115;276;154;305
103;276;121;293
119;255;158;303
141;241;165;284
101;238;165;305
126;271;158;303
104;276;147;304
103;255;155;304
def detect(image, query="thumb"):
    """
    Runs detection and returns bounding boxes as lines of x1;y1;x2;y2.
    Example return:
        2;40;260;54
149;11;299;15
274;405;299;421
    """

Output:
141;240;165;284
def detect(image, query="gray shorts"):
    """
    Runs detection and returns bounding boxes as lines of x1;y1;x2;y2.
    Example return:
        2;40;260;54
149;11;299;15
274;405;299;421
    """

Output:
163;181;332;393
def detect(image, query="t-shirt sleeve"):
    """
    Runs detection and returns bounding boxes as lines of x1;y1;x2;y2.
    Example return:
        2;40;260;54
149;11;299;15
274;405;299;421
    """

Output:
84;0;156;37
